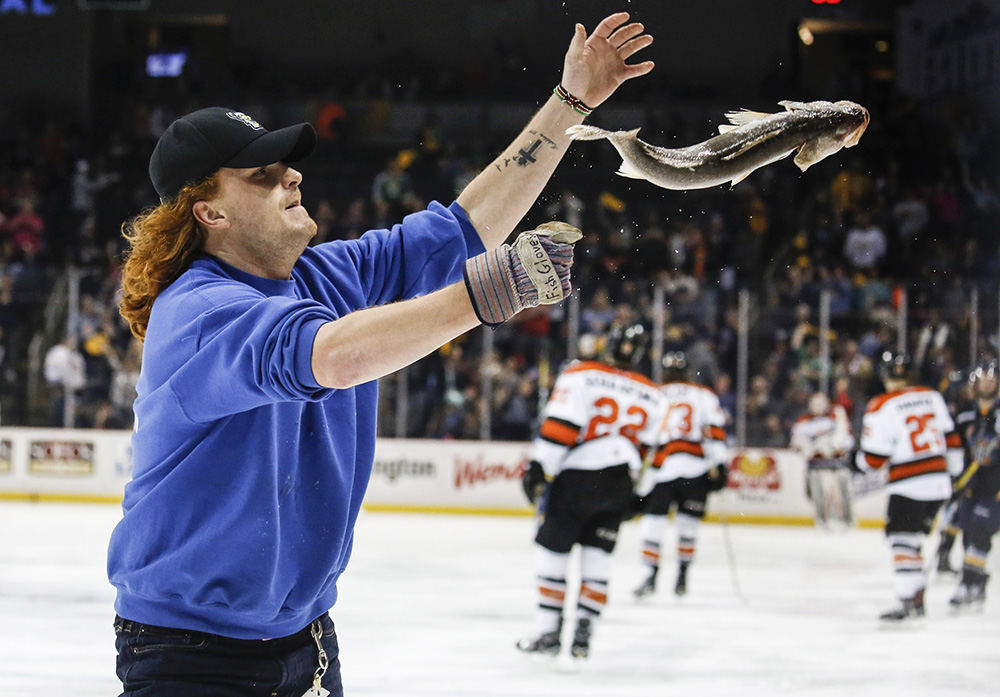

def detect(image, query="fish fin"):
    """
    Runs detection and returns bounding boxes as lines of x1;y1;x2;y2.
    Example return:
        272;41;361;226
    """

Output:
616;159;647;180
566;125;611;141
720;128;784;161
794;145;819;172
794;138;843;171
724;109;772;127
730;171;752;187
717;124;739;134
778;100;811;112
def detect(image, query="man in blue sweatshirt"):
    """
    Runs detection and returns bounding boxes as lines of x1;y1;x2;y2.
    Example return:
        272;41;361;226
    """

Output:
107;11;655;697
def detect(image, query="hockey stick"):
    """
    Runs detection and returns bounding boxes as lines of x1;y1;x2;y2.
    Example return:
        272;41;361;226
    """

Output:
716;504;744;603
924;460;979;582
922;504;947;584
632;446;656;495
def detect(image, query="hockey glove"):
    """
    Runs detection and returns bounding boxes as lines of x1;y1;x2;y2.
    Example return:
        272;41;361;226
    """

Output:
522;459;549;505
845;448;864;475
951;460;979;499
706;463;729;492
463;222;581;327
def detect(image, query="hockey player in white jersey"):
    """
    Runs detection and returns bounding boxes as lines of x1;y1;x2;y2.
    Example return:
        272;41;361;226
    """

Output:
852;350;964;622
517;324;666;660
632;351;729;599
790;392;855;526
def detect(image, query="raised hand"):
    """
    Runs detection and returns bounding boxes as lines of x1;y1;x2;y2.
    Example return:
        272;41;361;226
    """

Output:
560;12;655;109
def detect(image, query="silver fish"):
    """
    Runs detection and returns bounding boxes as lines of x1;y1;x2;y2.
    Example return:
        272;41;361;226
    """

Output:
566;100;870;190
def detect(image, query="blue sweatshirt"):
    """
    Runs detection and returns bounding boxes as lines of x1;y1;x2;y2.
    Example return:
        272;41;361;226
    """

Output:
107;201;483;639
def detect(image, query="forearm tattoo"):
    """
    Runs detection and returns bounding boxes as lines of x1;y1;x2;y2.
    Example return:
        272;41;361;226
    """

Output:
493;130;558;172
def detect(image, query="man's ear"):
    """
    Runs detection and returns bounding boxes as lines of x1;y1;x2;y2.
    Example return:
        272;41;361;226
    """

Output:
192;200;229;230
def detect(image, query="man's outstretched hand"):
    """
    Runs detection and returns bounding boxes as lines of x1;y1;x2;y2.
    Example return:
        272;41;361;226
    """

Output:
560;11;655;109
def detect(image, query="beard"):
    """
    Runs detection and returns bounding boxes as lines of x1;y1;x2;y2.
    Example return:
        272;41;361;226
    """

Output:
232;208;318;274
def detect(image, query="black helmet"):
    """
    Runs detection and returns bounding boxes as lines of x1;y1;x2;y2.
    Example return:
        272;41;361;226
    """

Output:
878;349;912;384
662;351;689;381
606;323;647;369
970;359;999;399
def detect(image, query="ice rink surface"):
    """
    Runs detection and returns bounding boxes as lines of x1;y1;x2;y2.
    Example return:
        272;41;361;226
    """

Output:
1;502;997;697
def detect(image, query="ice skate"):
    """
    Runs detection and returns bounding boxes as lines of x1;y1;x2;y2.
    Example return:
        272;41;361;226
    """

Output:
515;628;561;658
879;589;925;623
674;561;689;597
570;617;591;660
633;573;657;600
949;577;987;613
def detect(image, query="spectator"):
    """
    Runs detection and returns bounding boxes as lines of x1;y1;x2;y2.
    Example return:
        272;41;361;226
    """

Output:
843;210;887;271
69;159;120;217
829;157;874;216
496;375;537;441
2;197;44;256
759;413;787;448
890;186;928;262
371;149;421;226
43;335;86;426
713;372;735;430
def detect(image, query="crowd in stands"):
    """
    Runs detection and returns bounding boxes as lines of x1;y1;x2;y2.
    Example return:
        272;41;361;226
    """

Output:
1;58;997;447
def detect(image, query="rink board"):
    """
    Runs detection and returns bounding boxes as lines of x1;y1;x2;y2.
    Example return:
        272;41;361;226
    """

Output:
0;427;887;525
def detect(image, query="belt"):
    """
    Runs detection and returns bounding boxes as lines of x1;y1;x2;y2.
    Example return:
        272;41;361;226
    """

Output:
114;613;327;651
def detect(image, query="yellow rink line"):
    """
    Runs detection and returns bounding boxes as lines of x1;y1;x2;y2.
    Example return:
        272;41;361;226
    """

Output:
361;503;886;528
0;491;124;504
0;492;885;529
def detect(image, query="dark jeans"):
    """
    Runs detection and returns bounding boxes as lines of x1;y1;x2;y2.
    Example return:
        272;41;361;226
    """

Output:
114;612;343;697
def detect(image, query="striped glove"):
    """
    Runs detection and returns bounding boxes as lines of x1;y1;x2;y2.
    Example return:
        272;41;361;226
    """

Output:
463;222;581;327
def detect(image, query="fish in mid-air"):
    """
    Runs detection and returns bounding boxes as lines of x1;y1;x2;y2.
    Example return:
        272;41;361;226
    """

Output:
566;100;870;190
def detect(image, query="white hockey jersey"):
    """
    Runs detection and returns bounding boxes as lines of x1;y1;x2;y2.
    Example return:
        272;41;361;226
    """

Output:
790;406;855;461
855;386;963;500
531;360;666;477
643;381;728;486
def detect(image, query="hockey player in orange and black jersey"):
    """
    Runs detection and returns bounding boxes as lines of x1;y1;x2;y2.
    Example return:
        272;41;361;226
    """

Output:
948;360;1000;610
516;324;666;660
632;351;728;599
851;350;964;622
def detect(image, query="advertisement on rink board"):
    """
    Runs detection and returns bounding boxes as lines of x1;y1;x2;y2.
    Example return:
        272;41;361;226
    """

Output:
28;439;95;476
0;438;11;473
367;439;531;512
0;427;887;524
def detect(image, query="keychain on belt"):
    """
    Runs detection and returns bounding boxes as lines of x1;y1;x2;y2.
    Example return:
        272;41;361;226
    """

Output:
300;619;330;697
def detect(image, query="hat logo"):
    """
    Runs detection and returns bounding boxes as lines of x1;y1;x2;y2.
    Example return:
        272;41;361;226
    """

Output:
225;111;264;130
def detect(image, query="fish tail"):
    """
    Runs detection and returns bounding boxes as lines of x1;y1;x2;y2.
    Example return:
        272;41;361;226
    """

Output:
616;159;646;180
565;125;612;141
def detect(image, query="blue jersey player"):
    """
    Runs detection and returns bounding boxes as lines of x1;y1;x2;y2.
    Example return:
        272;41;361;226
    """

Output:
949;361;1000;610
107;11;655;697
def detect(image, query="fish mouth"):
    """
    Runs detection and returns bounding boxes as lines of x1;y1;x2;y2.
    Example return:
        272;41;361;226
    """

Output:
844;106;870;148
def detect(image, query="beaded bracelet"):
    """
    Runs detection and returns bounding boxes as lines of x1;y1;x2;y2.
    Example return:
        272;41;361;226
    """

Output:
553;84;593;116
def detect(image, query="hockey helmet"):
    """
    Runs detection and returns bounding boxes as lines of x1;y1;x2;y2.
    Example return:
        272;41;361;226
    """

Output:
969;359;999;400
808;392;830;416
878;349;912;385
662;351;689;381
605;323;647;369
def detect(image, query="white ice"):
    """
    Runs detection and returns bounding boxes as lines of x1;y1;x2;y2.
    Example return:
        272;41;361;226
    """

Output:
1;502;997;697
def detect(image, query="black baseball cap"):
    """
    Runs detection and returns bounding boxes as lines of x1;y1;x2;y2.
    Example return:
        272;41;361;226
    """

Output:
149;107;317;201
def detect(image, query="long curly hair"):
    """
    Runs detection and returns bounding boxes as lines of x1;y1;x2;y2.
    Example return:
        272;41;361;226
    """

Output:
118;175;220;341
